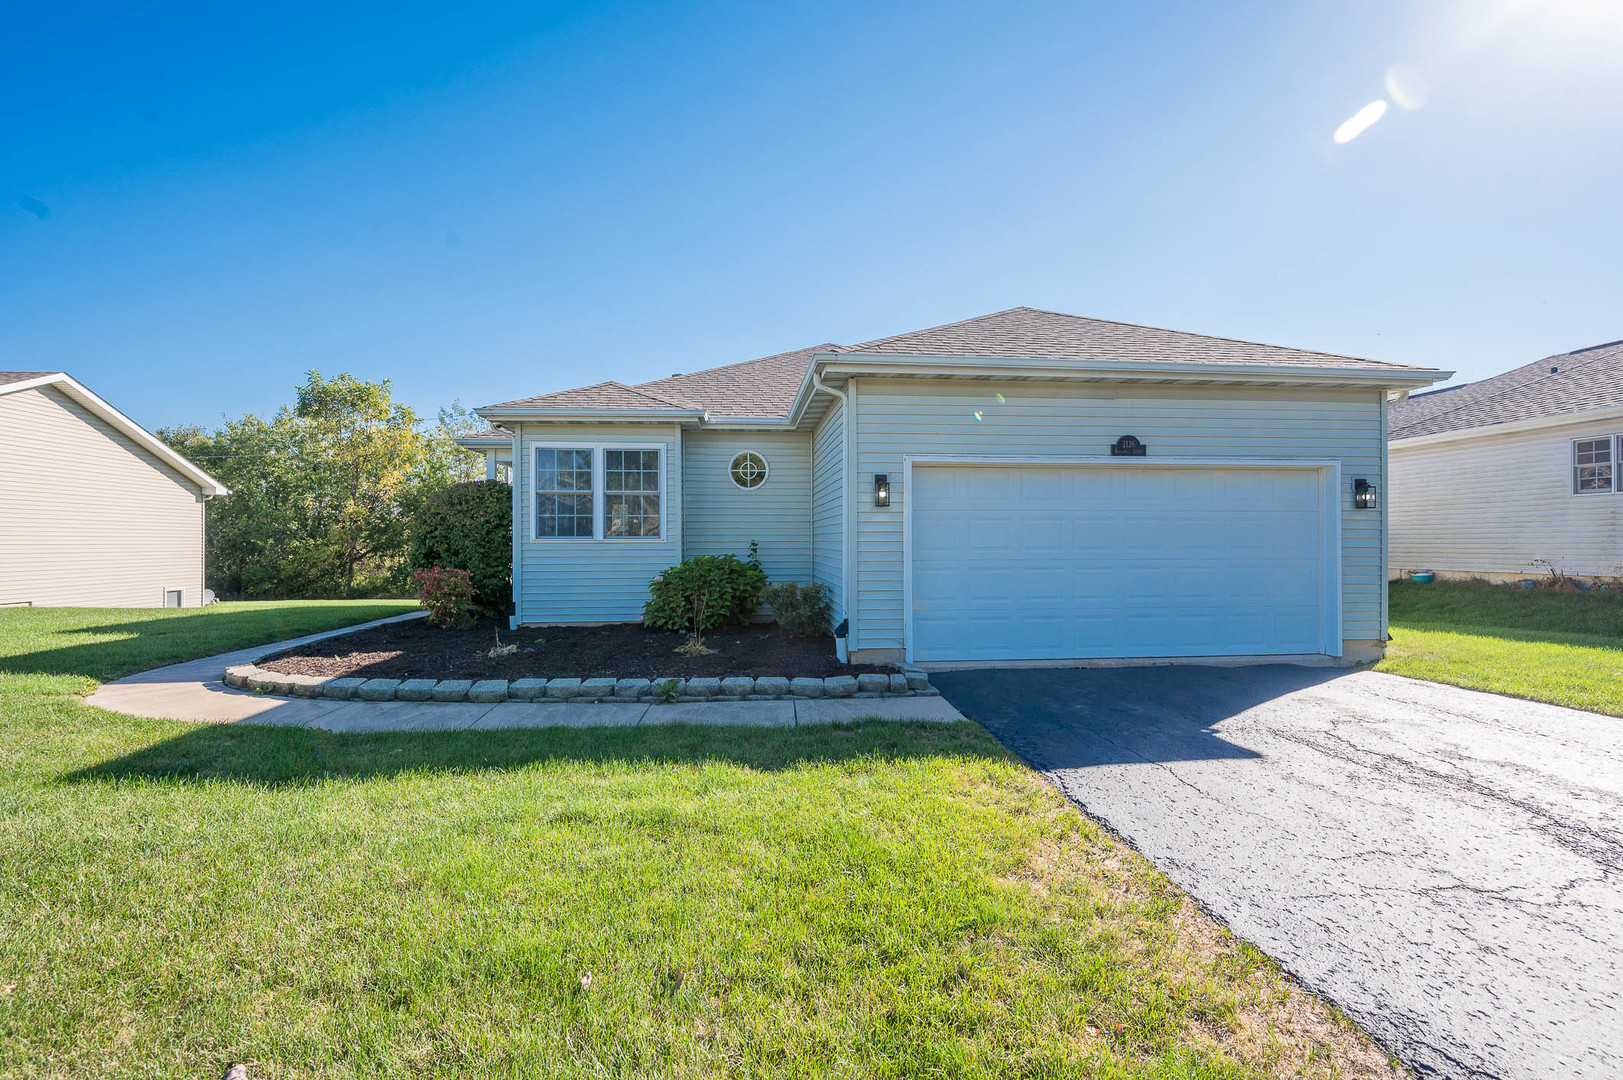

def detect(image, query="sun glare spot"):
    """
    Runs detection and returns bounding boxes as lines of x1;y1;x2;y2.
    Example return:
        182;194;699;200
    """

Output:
1334;100;1389;144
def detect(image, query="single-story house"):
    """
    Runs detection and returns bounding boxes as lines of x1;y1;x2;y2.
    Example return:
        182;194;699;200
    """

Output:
1389;338;1623;583
464;307;1446;665
0;371;228;608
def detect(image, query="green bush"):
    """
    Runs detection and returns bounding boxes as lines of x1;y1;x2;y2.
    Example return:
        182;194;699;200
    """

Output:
643;554;767;634
762;581;832;637
407;481;512;613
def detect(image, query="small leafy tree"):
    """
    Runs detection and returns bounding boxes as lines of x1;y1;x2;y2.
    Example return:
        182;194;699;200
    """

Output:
762;581;832;637
408;480;512;613
415;567;477;629
643;554;767;634
159;372;483;599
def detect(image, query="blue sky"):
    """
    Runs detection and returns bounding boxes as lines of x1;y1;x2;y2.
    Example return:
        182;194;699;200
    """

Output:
4;0;1621;431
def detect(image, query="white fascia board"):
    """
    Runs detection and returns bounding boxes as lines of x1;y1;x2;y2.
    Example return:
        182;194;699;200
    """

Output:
2;372;229;496
1390;404;1623;451
815;353;1451;391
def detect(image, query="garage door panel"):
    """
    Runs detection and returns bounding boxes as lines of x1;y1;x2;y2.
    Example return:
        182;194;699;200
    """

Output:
911;464;1328;661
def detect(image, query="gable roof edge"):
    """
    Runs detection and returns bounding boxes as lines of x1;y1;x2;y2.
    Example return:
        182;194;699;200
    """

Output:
1;373;229;496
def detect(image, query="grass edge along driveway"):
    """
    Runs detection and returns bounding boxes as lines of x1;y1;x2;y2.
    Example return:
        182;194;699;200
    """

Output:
1380;579;1623;717
1;603;1402;1078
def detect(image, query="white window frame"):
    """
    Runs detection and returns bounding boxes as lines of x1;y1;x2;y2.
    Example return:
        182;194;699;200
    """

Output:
162;587;185;608
728;450;770;491
531;442;666;542
1570;435;1616;496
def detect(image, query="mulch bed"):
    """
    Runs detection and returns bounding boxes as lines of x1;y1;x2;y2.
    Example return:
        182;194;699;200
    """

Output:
258;617;890;681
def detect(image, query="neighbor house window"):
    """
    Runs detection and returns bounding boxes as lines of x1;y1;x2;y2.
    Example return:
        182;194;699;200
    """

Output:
603;449;661;537
1572;437;1614;494
535;448;595;537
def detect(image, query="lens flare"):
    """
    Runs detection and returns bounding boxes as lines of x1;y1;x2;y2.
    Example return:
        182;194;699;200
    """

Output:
1334;100;1388;144
1384;65;1429;110
972;410;983;421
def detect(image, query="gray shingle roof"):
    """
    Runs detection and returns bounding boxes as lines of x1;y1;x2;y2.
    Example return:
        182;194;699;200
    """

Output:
634;344;834;420
486;307;1435;421
1390;340;1623;439
0;371;58;387
490;381;701;411
838;307;1428;371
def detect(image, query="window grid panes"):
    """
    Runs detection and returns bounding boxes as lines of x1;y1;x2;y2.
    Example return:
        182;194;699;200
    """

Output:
730;451;768;489
604;449;661;537
536;448;595;537
1572;437;1614;495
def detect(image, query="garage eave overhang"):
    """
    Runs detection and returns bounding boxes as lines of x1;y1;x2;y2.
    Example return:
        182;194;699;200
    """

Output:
804;352;1451;394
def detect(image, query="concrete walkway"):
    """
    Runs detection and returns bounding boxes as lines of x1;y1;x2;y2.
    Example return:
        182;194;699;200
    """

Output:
84;613;965;729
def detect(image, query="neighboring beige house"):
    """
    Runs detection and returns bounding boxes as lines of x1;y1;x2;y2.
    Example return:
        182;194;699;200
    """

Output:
0;371;228;608
1389;339;1623;582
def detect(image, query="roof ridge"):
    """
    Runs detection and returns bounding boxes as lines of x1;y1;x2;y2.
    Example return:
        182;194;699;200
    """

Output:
843;306;1430;370
634;342;838;389
839;307;1034;351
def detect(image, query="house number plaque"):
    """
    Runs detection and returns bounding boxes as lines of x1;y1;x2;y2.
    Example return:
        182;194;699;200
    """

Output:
1110;435;1146;456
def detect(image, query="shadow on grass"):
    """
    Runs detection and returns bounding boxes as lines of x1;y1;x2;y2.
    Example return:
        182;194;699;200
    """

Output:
0;605;415;686
63;717;1007;788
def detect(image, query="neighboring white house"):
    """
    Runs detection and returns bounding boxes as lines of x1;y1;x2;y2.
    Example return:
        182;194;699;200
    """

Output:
463;307;1445;665
0;371;228;608
1389;339;1623;583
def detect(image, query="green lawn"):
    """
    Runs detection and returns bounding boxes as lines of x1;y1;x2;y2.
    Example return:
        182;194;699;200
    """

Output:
0;606;1397;1079
1379;579;1623;715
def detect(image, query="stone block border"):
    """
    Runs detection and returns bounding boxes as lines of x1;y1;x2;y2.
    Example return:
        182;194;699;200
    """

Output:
224;664;935;704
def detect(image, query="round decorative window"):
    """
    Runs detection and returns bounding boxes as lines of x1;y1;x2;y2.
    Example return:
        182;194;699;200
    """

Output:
729;451;769;490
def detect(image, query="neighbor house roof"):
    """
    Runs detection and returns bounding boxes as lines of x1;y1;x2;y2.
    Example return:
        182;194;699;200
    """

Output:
0;371;229;495
1389;339;1623;440
0;370;57;387
481;307;1444;424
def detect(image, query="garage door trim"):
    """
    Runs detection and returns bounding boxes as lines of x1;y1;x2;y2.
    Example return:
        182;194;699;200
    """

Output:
901;455;1344;663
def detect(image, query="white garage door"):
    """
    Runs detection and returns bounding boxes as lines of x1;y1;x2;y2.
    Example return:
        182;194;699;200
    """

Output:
909;464;1330;662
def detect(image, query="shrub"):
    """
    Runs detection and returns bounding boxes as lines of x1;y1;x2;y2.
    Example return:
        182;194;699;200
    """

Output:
643;553;767;634
408;480;512;613
762;581;832;637
414;567;477;629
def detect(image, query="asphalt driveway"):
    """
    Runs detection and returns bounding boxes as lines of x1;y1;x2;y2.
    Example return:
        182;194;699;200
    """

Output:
933;665;1622;1080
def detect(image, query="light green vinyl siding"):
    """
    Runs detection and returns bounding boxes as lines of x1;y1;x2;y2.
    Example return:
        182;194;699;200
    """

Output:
681;429;810;582
849;379;1386;655
514;422;683;623
810;399;845;620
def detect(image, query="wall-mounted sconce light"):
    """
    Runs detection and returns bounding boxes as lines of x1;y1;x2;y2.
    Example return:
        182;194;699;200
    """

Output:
873;473;891;507
1353;478;1378;510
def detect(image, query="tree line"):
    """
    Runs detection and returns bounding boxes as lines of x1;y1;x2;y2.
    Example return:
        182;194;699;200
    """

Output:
160;371;488;599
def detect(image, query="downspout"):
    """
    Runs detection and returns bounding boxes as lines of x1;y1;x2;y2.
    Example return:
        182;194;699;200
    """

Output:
810;371;851;663
509;423;523;630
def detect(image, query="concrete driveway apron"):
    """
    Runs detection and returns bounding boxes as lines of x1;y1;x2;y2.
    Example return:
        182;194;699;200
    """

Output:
934;665;1622;1080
